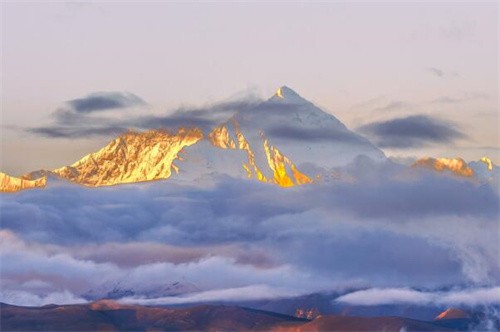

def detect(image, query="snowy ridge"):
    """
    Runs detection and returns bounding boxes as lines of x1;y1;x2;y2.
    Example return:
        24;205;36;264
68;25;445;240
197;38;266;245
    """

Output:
0;172;46;192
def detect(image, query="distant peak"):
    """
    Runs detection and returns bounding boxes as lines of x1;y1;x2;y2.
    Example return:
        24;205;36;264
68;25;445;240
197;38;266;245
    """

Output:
274;86;300;99
480;156;493;171
270;86;307;104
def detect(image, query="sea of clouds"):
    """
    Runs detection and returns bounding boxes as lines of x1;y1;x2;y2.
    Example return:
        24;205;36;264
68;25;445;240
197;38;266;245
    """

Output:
0;165;499;309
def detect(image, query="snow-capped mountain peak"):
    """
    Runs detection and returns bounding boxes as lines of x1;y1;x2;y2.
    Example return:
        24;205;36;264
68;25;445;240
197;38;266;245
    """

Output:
9;87;387;191
269;86;308;104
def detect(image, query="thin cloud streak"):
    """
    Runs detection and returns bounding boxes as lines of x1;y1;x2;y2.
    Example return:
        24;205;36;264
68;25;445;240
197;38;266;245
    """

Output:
426;67;459;78
374;101;414;112
335;287;500;306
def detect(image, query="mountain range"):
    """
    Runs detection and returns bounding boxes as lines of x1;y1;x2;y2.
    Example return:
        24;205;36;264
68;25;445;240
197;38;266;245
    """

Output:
1;86;384;191
1;86;496;192
1;301;482;331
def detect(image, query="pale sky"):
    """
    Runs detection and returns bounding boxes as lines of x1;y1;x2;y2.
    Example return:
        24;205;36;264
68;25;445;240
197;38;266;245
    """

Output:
1;1;498;175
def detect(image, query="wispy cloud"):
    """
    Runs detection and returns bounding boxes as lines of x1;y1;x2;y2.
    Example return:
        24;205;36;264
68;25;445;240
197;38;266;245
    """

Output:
430;96;462;104
121;285;301;306
374;101;414;112
27;93;260;138
336;287;500;306
426;67;459;78
0;290;87;307
430;92;489;104
428;67;445;77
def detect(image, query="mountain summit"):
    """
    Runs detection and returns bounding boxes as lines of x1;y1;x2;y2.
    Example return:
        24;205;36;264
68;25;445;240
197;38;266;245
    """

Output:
269;86;308;104
8;87;387;191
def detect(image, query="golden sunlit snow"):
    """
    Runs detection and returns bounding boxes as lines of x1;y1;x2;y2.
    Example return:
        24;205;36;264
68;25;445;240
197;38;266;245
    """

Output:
413;157;474;177
209;120;312;187
0;172;46;192
9;120;312;191
480;156;493;171
38;128;203;187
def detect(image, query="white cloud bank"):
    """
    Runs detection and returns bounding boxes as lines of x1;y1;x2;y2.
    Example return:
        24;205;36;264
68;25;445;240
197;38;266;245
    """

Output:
336;287;500;306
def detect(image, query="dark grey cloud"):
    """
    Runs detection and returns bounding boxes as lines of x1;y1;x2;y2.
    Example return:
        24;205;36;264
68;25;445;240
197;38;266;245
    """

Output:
27;97;260;138
136;100;259;132
68;92;146;113
357;115;466;148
